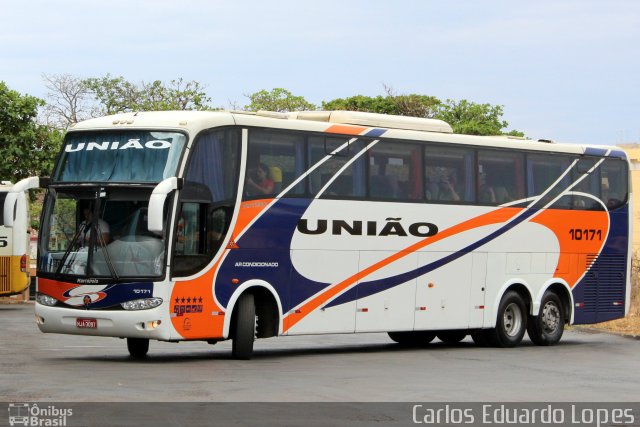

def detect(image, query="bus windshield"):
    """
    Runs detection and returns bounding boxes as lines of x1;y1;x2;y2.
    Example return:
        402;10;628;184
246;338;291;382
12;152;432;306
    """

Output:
39;187;168;280
53;131;186;183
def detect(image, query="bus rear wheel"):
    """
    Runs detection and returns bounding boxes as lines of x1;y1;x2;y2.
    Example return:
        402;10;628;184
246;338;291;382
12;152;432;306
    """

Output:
437;330;467;344
486;290;527;348
127;338;149;359
232;293;256;360
388;331;436;346
527;291;564;346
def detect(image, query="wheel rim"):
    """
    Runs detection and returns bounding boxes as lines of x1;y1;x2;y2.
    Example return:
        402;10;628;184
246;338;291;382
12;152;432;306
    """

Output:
541;301;560;334
503;302;523;337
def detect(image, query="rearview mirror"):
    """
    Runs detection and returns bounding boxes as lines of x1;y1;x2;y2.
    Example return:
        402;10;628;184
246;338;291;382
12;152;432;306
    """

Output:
148;177;183;234
3;176;41;228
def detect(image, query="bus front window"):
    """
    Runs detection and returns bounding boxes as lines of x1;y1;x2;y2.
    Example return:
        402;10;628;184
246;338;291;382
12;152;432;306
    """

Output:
54;131;186;184
40;188;168;279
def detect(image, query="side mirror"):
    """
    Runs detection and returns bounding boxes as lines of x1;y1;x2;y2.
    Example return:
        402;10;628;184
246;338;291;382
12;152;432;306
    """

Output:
3;176;41;228
148;177;183;234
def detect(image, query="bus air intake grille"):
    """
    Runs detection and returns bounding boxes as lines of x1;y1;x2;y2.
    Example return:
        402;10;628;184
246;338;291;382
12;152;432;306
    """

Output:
0;257;10;293
582;255;626;314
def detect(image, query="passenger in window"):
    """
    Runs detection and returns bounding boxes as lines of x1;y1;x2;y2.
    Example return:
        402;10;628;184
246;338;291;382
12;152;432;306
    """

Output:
246;163;275;196
479;173;511;204
370;163;398;198
438;172;461;202
269;166;283;193
425;169;440;200
79;204;111;246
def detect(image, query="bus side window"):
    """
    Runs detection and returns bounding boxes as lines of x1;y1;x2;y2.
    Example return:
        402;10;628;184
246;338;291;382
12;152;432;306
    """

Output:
175;203;200;256
478;151;525;205
571;158;600;210
526;153;572;209
245;130;305;199
601;159;628;210
173;129;240;277
425;146;475;203
368;142;422;201
311;137;366;198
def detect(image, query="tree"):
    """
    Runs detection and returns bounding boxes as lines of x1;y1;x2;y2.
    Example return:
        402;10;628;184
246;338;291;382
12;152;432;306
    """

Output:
41;74;96;128
82;75;213;114
435;99;523;136
322;95;398;114
0;81;63;183
323;86;522;136
322;85;441;118
244;88;316;112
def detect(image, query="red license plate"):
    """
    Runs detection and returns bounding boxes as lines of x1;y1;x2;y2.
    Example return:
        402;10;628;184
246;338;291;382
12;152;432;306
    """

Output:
76;318;97;328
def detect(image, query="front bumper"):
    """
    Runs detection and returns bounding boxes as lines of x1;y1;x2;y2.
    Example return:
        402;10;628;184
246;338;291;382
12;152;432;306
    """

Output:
35;302;173;340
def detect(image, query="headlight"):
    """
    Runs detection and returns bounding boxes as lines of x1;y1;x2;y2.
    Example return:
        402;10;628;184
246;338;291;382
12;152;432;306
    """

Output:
121;298;163;311
36;293;58;306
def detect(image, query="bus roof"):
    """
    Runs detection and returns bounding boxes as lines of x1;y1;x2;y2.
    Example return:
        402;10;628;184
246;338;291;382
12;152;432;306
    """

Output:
68;110;626;159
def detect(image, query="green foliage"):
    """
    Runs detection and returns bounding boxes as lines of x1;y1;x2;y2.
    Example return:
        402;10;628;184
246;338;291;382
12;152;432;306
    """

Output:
82;75;213;114
322;95;398;114
0;81;62;183
435;99;510;136
322;94;441;118
244;88;316;112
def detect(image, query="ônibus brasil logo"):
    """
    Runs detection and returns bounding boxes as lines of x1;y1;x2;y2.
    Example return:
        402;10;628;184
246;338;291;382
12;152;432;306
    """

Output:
8;403;72;426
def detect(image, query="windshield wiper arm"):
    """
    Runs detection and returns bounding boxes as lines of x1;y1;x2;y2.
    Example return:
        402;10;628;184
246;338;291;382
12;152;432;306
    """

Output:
95;222;119;280
55;223;87;275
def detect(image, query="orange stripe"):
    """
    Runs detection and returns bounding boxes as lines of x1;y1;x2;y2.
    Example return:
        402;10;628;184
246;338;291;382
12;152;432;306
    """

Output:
325;124;368;135
283;207;521;331
232;199;274;243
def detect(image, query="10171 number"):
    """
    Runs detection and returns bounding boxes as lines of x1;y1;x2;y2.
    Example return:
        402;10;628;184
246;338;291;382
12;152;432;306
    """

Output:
569;229;602;241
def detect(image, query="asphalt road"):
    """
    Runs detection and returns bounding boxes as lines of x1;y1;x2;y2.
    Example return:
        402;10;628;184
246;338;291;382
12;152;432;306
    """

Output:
1;303;639;402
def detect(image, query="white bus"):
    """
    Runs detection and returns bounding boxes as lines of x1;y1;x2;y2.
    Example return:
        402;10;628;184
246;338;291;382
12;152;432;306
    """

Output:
23;110;631;359
0;181;30;297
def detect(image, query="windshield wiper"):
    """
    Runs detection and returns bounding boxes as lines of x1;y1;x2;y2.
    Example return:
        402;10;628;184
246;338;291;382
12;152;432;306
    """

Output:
55;223;87;275
94;221;119;280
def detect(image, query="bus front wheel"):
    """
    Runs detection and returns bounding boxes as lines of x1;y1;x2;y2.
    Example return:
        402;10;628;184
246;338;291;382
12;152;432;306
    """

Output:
127;338;149;359
527;291;564;346
232;293;256;360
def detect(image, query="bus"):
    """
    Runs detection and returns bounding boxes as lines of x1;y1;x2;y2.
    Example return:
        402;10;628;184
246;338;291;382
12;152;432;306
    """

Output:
18;110;631;359
0;181;30;297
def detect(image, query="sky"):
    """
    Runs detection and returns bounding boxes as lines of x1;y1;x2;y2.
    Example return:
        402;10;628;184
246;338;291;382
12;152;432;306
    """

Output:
1;0;639;146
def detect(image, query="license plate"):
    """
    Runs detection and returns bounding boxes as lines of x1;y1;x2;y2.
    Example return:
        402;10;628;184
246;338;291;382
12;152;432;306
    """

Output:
76;318;97;328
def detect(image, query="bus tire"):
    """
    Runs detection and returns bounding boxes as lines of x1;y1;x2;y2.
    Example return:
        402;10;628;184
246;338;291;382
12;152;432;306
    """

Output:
437;330;467;344
388;331;436;346
127;338;149;359
232;293;256;360
527;291;564;346
487;290;527;348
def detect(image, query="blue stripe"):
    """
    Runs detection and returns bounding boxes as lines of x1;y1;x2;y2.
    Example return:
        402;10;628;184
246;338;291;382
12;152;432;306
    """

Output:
608;149;627;160
585;147;608;157
365;128;386;138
